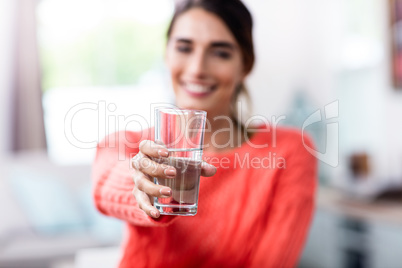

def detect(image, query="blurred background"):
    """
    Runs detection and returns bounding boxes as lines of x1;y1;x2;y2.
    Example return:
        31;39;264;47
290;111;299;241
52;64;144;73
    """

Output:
0;0;402;267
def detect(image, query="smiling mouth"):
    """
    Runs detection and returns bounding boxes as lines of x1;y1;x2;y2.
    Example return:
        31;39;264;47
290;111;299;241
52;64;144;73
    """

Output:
182;82;216;97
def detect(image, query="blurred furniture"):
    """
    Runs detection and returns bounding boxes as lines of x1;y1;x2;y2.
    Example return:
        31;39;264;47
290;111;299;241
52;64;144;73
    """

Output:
0;151;122;268
349;153;370;178
299;187;402;268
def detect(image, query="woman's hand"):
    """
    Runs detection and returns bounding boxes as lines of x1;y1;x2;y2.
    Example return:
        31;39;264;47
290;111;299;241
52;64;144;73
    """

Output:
131;140;217;219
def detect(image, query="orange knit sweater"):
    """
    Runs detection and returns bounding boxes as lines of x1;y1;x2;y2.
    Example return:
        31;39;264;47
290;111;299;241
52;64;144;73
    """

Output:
92;126;317;268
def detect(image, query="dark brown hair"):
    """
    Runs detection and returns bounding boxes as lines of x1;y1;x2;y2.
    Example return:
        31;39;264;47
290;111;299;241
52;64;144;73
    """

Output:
167;0;255;125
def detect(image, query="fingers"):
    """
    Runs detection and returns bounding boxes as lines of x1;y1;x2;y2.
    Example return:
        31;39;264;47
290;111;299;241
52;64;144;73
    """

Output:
139;140;169;158
131;140;216;218
133;172;172;198
132;188;161;218
201;161;217;177
132;153;176;179
131;140;173;219
132;172;172;219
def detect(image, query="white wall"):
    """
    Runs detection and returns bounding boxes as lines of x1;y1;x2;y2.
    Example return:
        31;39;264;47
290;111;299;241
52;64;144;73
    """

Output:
244;0;402;180
243;0;343;180
337;0;402;179
375;0;402;179
245;0;341;117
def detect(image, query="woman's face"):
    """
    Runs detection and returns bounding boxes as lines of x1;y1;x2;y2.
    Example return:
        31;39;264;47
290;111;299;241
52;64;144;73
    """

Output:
166;8;246;118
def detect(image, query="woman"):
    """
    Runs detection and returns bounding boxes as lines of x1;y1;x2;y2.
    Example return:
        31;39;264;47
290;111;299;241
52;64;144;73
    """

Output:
92;0;317;267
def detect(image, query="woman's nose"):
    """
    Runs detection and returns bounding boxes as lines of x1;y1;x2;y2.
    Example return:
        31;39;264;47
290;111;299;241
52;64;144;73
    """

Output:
187;51;207;78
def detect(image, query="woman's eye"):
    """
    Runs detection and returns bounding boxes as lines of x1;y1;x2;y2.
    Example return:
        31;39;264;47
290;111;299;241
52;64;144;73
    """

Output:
213;50;232;59
176;46;191;53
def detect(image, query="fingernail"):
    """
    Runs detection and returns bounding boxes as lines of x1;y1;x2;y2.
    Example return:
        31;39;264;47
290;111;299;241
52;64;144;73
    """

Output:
158;149;169;157
164;168;176;177
150;210;158;218
160;187;172;196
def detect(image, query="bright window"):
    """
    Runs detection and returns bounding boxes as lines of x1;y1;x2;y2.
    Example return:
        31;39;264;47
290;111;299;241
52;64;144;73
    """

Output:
38;0;173;90
37;0;174;164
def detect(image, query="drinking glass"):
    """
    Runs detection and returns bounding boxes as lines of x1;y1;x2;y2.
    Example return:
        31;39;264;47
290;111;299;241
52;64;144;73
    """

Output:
153;107;207;216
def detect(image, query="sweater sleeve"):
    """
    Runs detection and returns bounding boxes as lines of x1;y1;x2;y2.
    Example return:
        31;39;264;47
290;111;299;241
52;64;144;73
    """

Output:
249;132;318;268
92;130;176;227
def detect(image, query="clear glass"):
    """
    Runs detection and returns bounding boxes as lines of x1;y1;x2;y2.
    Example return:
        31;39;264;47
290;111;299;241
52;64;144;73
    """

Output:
154;107;207;216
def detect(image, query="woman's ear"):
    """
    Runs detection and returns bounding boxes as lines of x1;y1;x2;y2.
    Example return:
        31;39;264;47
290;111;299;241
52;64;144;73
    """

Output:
241;64;252;83
239;70;248;85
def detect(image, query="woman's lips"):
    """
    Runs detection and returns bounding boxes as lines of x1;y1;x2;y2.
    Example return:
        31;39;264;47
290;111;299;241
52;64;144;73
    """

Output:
182;82;216;98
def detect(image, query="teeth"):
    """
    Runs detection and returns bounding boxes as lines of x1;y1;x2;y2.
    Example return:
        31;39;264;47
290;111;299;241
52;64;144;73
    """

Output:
186;83;211;93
